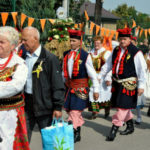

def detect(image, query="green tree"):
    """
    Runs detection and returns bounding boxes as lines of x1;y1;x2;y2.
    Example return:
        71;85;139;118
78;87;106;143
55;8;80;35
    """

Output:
18;0;58;43
0;0;21;25
0;0;63;43
112;4;137;29
0;0;15;12
69;0;89;23
112;3;150;42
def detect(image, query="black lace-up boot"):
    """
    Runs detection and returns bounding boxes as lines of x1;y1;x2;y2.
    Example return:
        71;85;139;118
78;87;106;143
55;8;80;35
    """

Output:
106;125;119;141
120;119;134;135
74;127;81;143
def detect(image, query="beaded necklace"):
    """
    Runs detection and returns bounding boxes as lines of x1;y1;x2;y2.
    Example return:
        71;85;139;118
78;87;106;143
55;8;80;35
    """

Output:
0;52;13;70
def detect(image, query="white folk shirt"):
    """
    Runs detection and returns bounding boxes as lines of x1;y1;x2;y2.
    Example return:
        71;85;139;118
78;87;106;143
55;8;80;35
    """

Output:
0;53;28;150
89;47;112;102
100;47;147;89
63;49;99;93
25;45;41;94
0;52;28;98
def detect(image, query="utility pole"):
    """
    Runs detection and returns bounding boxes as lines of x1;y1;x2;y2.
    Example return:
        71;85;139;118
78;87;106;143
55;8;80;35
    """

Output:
94;0;104;35
63;0;69;17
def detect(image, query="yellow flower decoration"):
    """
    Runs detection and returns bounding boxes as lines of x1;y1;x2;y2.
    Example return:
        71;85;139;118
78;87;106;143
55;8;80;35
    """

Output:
32;61;43;78
126;53;131;61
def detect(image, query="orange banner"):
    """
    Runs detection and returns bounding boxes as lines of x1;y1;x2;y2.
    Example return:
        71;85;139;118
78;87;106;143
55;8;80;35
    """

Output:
28;17;34;26
11;12;18;27
40;19;46;32
135;26;140;36
1;12;9;26
110;30;115;38
139;29;143;37
105;29;110;37
115;31;119;40
49;19;55;24
80;22;84;30
96;25;100;35
21;13;27;28
84;10;89;21
90;22;95;33
103;36;113;51
148;28;150;35
74;24;78;29
145;29;148;39
132;20;136;28
100;28;105;37
124;23;128;28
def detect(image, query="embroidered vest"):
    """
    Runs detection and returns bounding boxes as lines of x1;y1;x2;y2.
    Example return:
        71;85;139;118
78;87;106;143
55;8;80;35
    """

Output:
64;49;89;79
91;51;106;73
112;44;139;79
0;64;25;111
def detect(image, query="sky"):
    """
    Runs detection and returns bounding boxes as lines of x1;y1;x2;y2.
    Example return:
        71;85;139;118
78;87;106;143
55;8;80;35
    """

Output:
90;0;150;15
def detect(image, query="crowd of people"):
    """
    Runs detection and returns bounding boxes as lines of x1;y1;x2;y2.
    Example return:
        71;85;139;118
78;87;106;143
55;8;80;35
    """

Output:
0;25;150;149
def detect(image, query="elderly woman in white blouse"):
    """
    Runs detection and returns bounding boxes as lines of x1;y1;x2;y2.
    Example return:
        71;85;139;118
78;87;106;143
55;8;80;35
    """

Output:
0;26;30;150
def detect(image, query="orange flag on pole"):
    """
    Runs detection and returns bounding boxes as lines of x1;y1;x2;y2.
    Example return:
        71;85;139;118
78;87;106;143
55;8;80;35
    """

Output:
84;10;89;21
100;28;105;37
96;25;100;35
105;29;110;37
110;30;115;38
11;12;18;27
1;12;9;26
21;13;27;28
49;19;55;24
124;23;128;28
90;22;95;34
80;22;84;30
148;28;150;35
145;29;148;39
74;24;78;29
28;17;35;26
132;20;136;28
115;31;119;40
139;29;143;37
40;19;46;32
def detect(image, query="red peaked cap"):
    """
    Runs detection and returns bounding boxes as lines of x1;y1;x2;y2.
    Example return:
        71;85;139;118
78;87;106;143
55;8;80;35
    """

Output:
130;35;137;41
68;29;84;40
117;27;131;37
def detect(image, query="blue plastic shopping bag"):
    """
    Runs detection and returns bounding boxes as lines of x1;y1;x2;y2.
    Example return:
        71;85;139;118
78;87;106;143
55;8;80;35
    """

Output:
41;118;74;150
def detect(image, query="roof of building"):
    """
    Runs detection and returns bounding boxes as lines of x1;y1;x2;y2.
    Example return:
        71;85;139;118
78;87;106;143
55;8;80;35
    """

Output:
80;1;120;20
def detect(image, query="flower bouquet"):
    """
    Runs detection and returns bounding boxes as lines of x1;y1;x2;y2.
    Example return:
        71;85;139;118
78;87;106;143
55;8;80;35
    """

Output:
45;18;75;59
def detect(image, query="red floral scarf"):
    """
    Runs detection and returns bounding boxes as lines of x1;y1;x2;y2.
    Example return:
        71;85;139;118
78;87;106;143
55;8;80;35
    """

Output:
63;50;80;79
112;47;128;75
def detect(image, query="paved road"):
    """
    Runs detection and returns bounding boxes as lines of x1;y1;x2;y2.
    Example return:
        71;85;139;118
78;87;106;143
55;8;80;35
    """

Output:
30;105;150;150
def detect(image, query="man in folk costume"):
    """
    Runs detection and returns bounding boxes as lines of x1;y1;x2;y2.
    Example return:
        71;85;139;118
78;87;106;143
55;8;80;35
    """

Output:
100;27;146;141
88;36;112;119
0;26;30;149
63;29;99;143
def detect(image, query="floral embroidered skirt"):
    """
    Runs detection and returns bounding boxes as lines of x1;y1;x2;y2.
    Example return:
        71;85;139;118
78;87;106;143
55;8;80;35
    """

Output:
88;101;111;112
0;107;30;150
